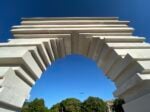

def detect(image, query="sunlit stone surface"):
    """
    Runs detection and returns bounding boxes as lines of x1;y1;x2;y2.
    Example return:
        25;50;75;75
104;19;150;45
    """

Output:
0;17;150;112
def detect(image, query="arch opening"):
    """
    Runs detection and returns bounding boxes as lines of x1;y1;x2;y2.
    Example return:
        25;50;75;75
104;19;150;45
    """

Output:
30;54;116;108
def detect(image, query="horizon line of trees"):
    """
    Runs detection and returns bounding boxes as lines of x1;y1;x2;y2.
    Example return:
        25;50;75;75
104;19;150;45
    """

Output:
21;96;125;112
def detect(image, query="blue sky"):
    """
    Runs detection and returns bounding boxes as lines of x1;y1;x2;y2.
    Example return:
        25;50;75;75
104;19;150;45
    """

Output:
30;55;116;107
0;0;150;108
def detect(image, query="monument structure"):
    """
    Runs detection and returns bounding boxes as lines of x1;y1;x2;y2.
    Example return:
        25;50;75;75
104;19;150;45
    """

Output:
0;17;150;112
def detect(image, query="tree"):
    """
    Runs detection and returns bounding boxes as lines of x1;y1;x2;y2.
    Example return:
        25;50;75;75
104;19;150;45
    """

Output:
81;96;108;112
49;103;61;112
49;98;81;112
21;102;30;112
21;98;49;112
60;98;81;112
112;99;125;112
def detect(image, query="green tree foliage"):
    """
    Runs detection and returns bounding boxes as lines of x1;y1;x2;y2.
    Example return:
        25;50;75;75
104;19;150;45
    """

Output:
61;98;81;112
49;98;81;112
81;96;108;112
21;98;49;112
21;97;112;112
112;99;125;112
49;103;61;112
21;102;30;112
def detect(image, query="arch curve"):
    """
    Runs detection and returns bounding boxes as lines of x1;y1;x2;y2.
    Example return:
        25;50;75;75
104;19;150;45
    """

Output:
0;17;150;112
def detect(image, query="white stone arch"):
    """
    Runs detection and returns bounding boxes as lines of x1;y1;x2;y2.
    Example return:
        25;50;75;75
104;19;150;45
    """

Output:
0;17;150;112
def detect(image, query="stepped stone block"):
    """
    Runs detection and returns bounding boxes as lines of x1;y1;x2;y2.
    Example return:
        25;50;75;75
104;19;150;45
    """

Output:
0;67;31;111
71;32;79;54
12;67;35;86
11;27;134;34
94;36;145;42
107;42;150;49
114;49;150;59
123;93;150;112
21;17;119;20
78;36;91;56
10;38;57;62
12;24;129;29
107;54;133;80
21;20;130;25
0;44;46;71
0;47;42;80
50;38;59;59
63;37;71;55
14;34;71;38
89;38;104;61
101;49;121;74
114;61;143;87
56;38;66;58
97;43;112;67
8;39;51;66
114;73;147;95
80;32;132;36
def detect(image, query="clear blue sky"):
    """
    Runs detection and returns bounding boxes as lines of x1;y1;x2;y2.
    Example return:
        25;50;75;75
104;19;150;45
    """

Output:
30;55;116;108
0;0;150;108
